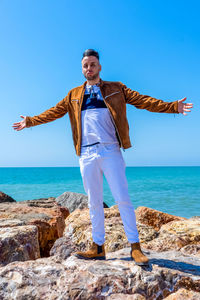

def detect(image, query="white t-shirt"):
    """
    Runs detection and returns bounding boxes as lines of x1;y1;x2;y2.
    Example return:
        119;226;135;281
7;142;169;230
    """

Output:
81;84;118;146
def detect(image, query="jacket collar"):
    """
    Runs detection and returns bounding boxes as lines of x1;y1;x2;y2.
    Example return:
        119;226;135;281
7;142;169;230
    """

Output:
81;78;104;89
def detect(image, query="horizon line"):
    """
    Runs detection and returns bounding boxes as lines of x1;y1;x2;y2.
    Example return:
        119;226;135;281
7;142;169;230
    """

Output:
0;165;200;168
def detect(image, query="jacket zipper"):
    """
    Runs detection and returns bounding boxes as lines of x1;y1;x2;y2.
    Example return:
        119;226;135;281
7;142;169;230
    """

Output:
100;88;124;151
78;87;85;156
104;91;120;100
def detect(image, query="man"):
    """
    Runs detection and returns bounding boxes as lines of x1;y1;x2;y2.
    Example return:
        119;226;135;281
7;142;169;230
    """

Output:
13;49;193;266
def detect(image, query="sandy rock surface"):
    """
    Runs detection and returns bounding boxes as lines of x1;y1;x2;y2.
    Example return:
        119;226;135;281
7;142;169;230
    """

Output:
0;247;199;300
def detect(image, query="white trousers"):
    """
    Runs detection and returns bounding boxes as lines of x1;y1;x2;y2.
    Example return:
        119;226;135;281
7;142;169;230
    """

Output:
79;143;139;246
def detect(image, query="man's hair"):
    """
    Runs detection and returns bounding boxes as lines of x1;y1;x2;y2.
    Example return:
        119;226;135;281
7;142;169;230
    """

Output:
82;49;99;61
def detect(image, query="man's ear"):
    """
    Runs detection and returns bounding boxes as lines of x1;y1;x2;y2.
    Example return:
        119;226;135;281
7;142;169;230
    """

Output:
99;64;102;72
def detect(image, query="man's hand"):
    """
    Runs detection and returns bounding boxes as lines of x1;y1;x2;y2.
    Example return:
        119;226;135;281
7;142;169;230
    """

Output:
12;115;27;131
178;97;193;115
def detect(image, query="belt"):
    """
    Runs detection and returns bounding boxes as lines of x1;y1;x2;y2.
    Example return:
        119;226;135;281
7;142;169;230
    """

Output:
82;142;100;148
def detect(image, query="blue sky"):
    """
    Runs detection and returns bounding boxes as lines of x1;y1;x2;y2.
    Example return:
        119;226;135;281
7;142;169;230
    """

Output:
0;0;199;167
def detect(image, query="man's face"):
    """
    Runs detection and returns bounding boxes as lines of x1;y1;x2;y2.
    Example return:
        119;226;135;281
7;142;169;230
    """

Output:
82;56;101;81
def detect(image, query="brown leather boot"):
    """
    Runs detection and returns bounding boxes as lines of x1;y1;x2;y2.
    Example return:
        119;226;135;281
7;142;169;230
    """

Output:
131;242;149;266
75;242;106;260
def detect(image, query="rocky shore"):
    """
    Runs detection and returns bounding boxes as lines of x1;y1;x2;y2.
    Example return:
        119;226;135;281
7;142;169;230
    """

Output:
0;191;199;299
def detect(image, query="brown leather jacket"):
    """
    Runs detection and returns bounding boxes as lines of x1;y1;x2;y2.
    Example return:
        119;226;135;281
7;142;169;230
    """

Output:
26;79;179;156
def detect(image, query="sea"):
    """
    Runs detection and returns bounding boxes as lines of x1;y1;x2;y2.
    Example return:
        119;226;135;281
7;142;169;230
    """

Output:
0;167;199;219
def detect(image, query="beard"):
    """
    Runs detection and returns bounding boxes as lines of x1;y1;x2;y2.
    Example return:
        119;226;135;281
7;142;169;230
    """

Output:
84;72;99;81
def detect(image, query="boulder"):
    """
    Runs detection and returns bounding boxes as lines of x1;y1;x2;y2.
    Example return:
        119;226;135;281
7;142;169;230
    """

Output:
0;199;199;299
0;247;199;300
160;217;200;241
0;225;40;267
0;191;16;203
55;205;200;258
135;206;186;231
59;205;158;255
55;191;108;213
144;217;200;252
0;199;69;257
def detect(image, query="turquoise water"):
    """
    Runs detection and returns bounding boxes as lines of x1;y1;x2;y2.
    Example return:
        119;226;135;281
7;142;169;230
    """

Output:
0;167;199;218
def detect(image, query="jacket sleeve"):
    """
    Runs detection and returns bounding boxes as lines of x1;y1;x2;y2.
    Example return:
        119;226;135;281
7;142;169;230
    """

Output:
120;82;179;114
25;95;69;127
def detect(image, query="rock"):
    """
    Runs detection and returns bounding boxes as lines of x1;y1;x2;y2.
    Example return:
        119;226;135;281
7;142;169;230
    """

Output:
0;200;69;257
136;223;158;243
107;294;146;299
143;233;189;252
49;236;80;261
60;204;200;258
55;191;88;212
0;225;40;267
21;197;69;219
0;191;16;203
0;198;199;299
55;191;108;213
135;206;186;231
144;217;200;252
59;206;158;256
0;219;25;227
189;216;200;220
163;288;200;299
0;247;199;300
180;244;200;257
160;218;200;243
21;197;56;208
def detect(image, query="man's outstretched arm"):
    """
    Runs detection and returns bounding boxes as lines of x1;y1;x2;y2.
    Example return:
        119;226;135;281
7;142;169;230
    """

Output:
12;96;69;131
120;83;193;115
